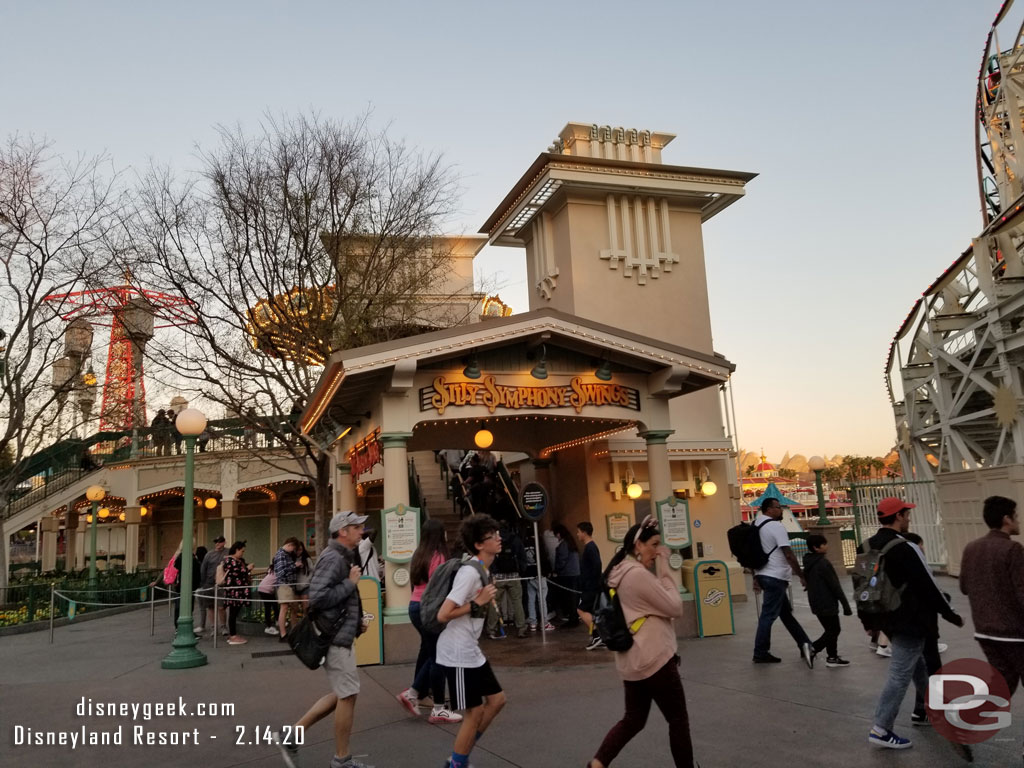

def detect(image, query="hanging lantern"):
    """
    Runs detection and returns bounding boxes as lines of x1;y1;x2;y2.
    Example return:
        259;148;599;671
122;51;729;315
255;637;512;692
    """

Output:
204;497;217;510
98;507;110;519
299;495;310;506
474;428;494;449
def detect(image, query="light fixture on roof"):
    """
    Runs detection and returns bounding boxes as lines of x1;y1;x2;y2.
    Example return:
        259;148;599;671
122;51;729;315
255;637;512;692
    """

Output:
530;344;548;380
463;355;481;379
594;359;613;381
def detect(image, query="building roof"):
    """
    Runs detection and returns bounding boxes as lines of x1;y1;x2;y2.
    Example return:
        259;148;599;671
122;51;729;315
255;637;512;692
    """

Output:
301;307;735;438
747;482;802;509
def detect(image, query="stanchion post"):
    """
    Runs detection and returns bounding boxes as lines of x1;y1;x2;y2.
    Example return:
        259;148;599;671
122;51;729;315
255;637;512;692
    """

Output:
49;583;55;645
150;584;156;636
213;585;219;649
533;521;546;637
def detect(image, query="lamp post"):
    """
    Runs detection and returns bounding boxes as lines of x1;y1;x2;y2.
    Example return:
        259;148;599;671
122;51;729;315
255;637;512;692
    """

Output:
808;455;828;525
162;407;208;669
85;485;106;590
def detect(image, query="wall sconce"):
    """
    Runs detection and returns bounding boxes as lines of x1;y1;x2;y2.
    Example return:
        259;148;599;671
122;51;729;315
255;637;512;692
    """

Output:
463;355;481;379
530;344;548;380
118;512;126;522
204;497;218;509
140;506;148;517
695;466;717;497
594;359;613;381
98;507;110;519
620;463;642;499
299;495;311;506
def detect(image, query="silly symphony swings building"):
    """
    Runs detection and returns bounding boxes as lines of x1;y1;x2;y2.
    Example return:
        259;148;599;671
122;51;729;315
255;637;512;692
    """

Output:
9;122;757;657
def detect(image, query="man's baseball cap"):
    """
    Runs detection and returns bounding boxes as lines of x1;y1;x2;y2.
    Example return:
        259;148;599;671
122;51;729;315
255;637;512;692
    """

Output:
329;510;368;534
877;497;915;519
213;536;226;543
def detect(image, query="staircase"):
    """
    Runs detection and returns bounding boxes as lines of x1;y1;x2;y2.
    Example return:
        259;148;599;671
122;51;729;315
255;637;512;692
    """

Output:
409;451;463;544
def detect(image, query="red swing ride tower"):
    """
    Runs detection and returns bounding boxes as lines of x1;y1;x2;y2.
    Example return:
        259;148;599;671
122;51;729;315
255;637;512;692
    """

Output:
44;278;196;432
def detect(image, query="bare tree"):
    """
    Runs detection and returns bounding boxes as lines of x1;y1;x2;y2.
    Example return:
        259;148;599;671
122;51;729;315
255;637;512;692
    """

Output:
127;113;476;551
0;136;121;591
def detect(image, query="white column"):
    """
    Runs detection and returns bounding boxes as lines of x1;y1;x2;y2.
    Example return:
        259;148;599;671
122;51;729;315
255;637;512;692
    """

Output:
380;432;413;622
336;462;356;512
221;499;238;544
123;507;141;572
40;517;59;572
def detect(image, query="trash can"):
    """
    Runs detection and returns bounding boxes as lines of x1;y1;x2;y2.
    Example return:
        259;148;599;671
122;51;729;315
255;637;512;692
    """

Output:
680;559;734;638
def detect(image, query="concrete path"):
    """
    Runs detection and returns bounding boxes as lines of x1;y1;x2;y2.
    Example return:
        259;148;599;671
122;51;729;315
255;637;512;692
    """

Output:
1;574;1020;767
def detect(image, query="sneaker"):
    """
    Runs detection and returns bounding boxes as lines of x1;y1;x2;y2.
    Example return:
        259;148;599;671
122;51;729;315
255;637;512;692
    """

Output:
226;636;247;645
868;727;912;749
517;627;529;638
876;645;892;657
265;626;280;636
585;635;606;651
869;640;879;650
937;642;949;654
802;642;815;669
396;688;419;716
753;653;782;664
825;657;851;668
428;705;464;724
193;626;206;636
911;710;930;726
488;631;506;640
273;731;300;768
528;622;537;632
335;759;374;768
542;622;555;631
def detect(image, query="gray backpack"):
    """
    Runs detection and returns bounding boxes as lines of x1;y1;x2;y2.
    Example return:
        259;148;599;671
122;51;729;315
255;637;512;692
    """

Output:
419;557;490;635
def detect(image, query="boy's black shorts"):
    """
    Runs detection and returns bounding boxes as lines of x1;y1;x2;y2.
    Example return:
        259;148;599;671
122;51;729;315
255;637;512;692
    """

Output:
440;661;502;710
578;591;599;613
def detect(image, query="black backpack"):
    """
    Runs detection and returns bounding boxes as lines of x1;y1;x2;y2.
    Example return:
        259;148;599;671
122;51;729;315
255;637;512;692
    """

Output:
727;519;777;569
593;576;647;652
419;557;491;635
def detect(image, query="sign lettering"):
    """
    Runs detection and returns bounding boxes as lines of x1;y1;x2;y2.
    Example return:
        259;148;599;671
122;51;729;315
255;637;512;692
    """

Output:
422;375;639;415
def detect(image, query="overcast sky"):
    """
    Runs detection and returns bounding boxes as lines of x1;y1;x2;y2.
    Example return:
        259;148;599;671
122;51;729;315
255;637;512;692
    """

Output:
2;1;1003;459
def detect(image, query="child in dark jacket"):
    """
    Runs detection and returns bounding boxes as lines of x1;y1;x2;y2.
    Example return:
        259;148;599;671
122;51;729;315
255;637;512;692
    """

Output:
803;534;852;667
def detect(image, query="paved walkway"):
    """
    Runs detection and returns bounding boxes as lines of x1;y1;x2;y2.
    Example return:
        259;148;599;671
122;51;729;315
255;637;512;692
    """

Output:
1;575;1020;767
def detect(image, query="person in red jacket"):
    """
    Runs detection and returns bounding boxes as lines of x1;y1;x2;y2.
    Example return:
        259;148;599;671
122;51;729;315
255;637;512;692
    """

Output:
587;515;692;768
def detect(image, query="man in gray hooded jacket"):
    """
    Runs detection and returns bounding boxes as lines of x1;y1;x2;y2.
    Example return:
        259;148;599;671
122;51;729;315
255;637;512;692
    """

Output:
277;510;370;768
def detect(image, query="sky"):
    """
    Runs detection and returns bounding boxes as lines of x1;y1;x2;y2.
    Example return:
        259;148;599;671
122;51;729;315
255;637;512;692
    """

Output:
1;0;1004;460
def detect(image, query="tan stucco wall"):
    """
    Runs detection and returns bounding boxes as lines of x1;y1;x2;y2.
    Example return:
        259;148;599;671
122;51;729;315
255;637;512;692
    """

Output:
523;196;715;354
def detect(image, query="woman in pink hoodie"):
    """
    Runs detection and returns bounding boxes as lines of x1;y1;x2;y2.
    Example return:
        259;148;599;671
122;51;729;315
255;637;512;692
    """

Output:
587;516;693;768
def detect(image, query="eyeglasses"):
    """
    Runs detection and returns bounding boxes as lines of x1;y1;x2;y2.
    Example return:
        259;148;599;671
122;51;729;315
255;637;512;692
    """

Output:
481;533;502;541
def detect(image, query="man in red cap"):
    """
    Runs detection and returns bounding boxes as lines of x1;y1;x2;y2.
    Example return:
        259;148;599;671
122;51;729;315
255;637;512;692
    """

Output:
867;497;963;751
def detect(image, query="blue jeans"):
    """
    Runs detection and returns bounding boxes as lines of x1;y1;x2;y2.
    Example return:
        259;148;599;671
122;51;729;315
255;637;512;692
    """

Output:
753;576;811;658
873;634;927;731
526;576;548;625
408;602;446;703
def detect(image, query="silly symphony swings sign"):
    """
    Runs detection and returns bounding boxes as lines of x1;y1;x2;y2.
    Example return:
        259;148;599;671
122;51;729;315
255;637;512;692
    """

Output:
421;375;640;415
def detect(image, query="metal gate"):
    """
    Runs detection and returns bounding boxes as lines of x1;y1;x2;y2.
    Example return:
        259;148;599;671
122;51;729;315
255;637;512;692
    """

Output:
849;480;946;568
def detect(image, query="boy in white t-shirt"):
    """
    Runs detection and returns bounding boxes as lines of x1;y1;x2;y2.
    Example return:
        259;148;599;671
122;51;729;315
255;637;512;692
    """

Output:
436;514;506;768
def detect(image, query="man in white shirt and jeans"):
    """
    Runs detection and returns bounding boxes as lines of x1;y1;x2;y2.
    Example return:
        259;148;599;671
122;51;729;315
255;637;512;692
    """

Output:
437;513;507;768
752;498;815;667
